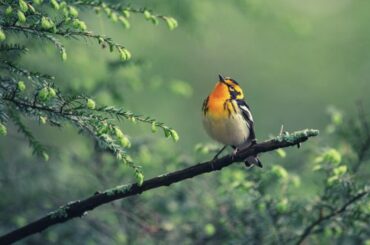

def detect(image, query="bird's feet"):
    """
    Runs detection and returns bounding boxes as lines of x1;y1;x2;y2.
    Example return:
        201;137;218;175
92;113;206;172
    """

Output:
213;145;227;160
232;147;239;160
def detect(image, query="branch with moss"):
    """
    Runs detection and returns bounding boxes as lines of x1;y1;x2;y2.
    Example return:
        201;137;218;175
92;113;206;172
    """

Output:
0;129;319;244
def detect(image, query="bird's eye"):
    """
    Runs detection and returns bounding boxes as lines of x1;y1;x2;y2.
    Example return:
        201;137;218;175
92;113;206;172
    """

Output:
229;87;235;91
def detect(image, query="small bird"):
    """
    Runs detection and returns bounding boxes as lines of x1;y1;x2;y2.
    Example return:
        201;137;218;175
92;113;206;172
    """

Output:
202;74;262;167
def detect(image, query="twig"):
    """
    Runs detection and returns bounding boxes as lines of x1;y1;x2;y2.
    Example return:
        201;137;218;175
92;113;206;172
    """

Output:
0;129;319;244
295;191;368;245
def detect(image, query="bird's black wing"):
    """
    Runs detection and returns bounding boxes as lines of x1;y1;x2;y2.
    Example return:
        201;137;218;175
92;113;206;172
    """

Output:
236;99;256;141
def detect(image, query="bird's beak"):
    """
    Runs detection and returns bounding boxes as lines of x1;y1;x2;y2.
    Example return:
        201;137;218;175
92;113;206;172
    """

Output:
218;74;227;84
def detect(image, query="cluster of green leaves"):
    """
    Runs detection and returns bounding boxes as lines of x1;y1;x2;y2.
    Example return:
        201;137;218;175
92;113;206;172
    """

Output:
0;0;179;184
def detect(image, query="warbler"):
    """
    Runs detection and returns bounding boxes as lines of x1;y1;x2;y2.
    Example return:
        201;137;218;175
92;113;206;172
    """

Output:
202;75;262;167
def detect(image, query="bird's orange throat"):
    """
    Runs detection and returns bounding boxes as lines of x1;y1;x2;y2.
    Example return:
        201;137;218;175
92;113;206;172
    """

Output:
204;83;234;118
211;82;229;99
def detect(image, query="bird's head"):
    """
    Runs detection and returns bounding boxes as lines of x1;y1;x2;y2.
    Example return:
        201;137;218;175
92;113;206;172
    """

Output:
210;74;244;100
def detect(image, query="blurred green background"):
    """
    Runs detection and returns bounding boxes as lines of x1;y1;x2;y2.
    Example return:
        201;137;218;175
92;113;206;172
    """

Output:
20;0;370;150
1;0;370;244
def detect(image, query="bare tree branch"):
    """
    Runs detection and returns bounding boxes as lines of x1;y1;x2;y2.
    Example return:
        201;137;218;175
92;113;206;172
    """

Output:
0;129;319;245
295;191;368;245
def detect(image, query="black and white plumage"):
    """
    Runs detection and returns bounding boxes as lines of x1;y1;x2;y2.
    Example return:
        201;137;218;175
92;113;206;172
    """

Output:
202;75;262;168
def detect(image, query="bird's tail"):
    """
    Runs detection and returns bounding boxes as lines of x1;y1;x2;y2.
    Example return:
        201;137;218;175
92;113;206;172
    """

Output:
244;156;263;168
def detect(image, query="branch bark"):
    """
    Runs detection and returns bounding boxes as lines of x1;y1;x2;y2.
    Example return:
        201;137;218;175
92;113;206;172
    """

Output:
0;129;319;245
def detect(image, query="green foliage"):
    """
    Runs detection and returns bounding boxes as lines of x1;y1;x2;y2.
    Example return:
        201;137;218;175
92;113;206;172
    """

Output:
0;0;178;177
0;1;369;244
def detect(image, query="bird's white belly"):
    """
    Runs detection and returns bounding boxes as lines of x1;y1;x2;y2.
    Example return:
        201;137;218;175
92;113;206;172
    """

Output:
202;114;250;147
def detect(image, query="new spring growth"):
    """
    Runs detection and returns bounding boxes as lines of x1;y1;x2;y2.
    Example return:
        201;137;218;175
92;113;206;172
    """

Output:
271;165;289;180
118;48;132;61
135;171;144;186
170;129;179;142
143;10;151;20
0;123;7;136
42;151;49;161
129;116;136;124
165;17;178;30
5;6;12;15
114;127;124;138
38;87;56;101
276;198;289;213
38;87;49;101
151;122;157;133
115;127;131;148
61;50;67;61
19;0;28;12
86;99;96;110
122;9;130;18
68;6;79;17
72;19;87;31
0;29;6;42
17;10;26;23
41;17;54;30
143;10;158;25
40;116;47;124
110;13;118;22
50;0;59;10
163;128;179;142
119;16;130;29
17;81;26;91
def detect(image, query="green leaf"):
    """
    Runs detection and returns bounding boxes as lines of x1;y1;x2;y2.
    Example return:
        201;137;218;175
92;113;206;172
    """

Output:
151;122;157;133
61;50;67;61
41;17;54;30
333;165;347;176
5;6;13;15
17;81;26;91
276;148;286;158
50;0;59;10
0;30;6;42
143;10;151;19
68;6;78;17
315;148;341;165
72;19;87;31
271;165;289;180
86;99;96;110
0;123;7;136
17;10;27;23
164;128;171;138
122;9;130;18
38;87;49;101
19;0;29;13
135;171;144;186
110;13;118;22
165;17;178;30
327;175;338;185
118;16;130;29
276;198;289;213
114;127;124;139
42;151;49;161
170;129;179;142
118;48;132;62
119;136;131;148
48;88;56;98
39;116;47;124
204;224;216;236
